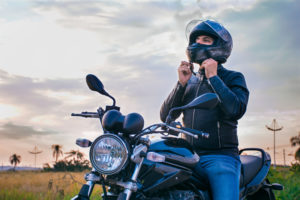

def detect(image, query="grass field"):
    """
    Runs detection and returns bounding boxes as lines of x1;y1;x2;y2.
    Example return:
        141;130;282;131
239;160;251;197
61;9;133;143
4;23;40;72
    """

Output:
267;167;300;200
0;171;102;200
0;167;299;200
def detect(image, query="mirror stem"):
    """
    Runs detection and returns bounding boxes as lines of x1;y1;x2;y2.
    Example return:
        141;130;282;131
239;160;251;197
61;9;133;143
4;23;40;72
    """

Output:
108;95;116;106
166;107;178;124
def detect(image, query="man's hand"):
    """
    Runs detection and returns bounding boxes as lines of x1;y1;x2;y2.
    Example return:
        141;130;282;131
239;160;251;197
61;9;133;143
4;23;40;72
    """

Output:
178;61;192;87
201;58;218;78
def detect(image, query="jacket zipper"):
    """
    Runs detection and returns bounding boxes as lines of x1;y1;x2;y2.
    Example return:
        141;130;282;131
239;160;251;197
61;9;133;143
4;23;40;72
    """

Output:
207;78;222;103
217;121;221;148
208;78;222;147
191;75;203;144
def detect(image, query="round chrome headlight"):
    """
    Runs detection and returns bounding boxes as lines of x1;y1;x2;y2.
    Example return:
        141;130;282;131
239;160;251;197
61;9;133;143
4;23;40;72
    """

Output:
90;134;129;175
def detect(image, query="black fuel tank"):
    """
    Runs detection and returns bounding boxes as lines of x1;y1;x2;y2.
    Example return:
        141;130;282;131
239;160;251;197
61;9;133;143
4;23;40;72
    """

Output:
149;137;199;168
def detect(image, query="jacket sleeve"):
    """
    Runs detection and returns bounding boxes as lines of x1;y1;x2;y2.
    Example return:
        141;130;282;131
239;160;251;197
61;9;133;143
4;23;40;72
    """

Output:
160;81;187;122
208;72;249;120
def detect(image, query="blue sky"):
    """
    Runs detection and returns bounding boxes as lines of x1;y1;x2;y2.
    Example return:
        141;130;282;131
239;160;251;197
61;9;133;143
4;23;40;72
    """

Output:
0;0;299;167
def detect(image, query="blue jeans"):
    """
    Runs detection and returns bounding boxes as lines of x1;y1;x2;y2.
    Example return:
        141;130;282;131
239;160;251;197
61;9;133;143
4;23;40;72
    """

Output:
194;154;241;200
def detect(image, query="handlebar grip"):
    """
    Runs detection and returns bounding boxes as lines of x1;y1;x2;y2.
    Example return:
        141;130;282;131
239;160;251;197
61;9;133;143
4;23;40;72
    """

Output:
181;127;209;139
71;112;99;118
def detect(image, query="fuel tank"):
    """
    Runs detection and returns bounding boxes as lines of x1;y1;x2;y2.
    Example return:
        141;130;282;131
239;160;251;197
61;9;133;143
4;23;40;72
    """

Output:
138;137;202;194
148;137;199;168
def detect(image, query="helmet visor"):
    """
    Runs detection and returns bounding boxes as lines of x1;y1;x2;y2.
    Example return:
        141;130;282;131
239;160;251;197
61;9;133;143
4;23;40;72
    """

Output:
203;20;230;42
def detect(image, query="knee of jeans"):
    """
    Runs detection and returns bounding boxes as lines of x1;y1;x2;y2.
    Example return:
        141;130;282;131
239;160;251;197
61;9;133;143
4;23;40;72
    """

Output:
211;160;240;175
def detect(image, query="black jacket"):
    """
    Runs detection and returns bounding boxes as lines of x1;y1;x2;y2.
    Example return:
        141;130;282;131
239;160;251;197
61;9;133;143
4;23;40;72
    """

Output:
160;65;249;156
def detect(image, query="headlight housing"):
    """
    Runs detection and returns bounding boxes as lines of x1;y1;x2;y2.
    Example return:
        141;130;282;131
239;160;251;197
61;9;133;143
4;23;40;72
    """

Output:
90;134;129;175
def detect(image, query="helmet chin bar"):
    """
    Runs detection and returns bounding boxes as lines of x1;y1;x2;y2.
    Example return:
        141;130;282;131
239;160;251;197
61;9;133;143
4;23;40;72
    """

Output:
187;20;232;64
187;44;212;65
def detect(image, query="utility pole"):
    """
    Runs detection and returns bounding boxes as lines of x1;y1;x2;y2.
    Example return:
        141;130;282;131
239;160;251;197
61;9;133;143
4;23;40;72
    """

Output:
283;149;286;167
266;119;283;169
29;146;43;169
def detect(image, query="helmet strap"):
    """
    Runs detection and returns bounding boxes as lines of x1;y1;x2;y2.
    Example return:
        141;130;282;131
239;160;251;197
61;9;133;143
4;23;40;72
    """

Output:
189;62;196;75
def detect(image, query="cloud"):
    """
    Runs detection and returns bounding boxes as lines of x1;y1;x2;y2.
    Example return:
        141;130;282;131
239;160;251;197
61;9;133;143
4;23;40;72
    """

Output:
34;1;106;17
0;0;299;166
0;69;86;113
0;122;56;139
30;1;204;46
215;0;300;112
0;69;104;136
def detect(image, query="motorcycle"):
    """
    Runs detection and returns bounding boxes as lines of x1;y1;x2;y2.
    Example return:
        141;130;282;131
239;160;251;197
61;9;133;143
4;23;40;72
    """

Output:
71;74;283;200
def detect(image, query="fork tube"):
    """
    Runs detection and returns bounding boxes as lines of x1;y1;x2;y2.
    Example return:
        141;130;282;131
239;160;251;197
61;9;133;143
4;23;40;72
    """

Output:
123;157;145;200
86;181;95;197
131;157;144;181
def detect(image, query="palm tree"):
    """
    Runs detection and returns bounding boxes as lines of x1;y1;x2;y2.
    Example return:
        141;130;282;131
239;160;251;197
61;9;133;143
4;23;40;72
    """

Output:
9;154;21;170
290;132;300;146
290;132;300;162
295;149;300;161
51;144;63;162
65;150;84;161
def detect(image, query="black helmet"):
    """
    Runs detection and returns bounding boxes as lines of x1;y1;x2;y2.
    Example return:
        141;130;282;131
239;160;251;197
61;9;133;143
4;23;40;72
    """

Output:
186;20;233;64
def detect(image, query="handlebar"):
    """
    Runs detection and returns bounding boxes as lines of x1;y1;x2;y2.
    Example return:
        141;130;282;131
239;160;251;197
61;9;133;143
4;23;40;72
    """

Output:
71;112;100;118
139;123;209;140
180;126;209;139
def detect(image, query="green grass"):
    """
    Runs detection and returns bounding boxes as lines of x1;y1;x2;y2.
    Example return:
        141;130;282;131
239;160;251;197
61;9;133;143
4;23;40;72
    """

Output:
0;171;102;200
0;168;299;199
267;166;300;200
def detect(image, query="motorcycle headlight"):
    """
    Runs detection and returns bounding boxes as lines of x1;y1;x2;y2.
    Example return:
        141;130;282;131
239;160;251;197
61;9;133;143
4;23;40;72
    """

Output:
90;134;129;175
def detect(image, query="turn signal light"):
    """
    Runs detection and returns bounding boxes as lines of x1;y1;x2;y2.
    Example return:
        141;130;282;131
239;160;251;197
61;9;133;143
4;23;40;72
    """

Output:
76;138;92;147
146;152;165;162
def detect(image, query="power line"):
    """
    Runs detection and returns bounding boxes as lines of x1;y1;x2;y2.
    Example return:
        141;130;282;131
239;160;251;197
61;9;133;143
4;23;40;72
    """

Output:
28;146;43;168
266;118;283;169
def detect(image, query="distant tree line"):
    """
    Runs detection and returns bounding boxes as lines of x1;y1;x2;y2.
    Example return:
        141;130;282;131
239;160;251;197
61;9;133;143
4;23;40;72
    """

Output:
43;145;91;172
7;144;90;171
8;132;300;172
290;132;300;171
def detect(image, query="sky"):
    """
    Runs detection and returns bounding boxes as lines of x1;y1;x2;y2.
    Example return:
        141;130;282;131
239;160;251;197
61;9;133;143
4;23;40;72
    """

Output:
0;0;299;167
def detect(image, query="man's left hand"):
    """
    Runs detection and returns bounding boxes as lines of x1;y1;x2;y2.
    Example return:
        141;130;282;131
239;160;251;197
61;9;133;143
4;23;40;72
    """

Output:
201;58;218;78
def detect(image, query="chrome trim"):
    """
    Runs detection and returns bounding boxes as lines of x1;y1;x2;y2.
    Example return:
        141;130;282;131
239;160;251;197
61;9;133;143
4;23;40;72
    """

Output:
84;173;101;182
131;144;148;164
121;144;147;200
110;181;138;192
123;159;145;200
86;181;95;197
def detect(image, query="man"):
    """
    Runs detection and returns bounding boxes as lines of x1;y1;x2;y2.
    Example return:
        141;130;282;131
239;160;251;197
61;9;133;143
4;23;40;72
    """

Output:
160;20;249;200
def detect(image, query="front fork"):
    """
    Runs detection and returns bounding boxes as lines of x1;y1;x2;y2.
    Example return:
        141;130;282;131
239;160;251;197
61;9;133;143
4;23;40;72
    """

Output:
71;181;95;200
116;143;148;200
72;144;148;200
71;169;99;200
121;157;145;200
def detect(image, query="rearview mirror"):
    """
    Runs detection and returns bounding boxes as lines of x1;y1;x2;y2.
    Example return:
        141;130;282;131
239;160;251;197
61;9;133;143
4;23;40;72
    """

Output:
166;93;219;124
86;74;116;106
180;93;219;110
86;74;107;95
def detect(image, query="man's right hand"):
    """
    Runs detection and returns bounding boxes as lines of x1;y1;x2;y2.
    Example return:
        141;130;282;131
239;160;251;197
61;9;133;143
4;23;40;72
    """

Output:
178;61;192;87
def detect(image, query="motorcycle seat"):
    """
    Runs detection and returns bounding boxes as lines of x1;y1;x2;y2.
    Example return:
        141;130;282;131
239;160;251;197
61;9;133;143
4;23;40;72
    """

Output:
240;155;263;186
